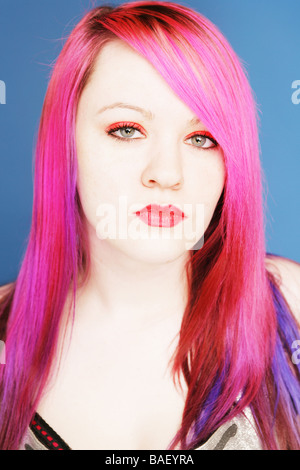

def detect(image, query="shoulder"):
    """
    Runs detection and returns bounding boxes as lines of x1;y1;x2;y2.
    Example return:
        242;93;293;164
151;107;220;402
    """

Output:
0;282;15;340
0;283;14;301
265;255;300;325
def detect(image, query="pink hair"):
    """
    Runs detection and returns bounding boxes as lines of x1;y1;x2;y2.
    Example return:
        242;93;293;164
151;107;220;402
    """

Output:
0;1;299;449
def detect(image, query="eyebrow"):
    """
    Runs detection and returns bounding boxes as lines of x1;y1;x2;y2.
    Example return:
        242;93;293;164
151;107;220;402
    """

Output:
97;102;154;120
97;102;202;126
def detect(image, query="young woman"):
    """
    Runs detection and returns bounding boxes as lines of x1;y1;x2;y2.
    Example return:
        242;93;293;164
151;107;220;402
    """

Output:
0;1;299;450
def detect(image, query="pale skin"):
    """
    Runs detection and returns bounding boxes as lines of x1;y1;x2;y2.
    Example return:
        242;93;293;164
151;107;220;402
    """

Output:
1;40;300;450
36;39;226;450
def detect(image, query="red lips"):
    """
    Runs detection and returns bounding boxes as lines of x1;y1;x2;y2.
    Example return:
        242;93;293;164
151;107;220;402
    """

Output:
135;204;186;227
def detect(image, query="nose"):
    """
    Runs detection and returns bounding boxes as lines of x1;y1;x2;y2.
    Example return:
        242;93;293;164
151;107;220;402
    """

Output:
141;140;184;190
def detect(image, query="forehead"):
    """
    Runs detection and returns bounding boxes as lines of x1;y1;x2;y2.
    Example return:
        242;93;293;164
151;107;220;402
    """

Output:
90;39;164;84
80;39;198;121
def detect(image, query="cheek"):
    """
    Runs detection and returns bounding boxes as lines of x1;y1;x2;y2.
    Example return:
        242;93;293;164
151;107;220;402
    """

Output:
75;151;103;226
198;153;225;200
75;126;107;217
76;151;128;229
194;155;225;226
76;166;98;226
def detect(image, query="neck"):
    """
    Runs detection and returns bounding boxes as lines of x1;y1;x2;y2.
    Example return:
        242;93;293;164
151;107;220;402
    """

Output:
74;231;191;331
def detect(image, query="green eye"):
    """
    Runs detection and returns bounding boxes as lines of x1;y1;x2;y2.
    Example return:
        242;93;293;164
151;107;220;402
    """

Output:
190;135;208;147
185;133;218;149
119;127;138;138
106;122;146;141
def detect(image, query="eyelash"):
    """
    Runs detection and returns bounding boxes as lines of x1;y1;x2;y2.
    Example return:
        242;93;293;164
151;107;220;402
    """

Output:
105;122;145;142
105;122;218;148
185;131;218;149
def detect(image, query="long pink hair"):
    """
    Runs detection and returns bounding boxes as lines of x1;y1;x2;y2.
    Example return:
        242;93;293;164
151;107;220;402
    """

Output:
0;1;299;449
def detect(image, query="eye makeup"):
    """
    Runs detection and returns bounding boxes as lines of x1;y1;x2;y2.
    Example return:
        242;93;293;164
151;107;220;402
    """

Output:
185;130;218;147
105;121;146;141
105;121;218;148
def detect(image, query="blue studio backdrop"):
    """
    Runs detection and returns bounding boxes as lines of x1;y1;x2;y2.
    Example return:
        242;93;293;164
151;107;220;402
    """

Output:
0;0;299;284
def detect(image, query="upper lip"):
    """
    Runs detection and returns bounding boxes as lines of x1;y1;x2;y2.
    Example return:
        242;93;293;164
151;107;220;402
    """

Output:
135;204;186;218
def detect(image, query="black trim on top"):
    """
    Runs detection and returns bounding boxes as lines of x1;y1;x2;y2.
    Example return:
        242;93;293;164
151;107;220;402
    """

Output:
30;412;72;450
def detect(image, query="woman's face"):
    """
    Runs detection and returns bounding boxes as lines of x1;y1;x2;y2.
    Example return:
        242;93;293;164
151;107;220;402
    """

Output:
75;40;225;264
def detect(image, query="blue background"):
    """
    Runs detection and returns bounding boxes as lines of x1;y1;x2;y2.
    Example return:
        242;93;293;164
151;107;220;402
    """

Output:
0;0;299;285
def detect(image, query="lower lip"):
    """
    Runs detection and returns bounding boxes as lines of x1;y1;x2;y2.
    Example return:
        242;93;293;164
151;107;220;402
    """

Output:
135;211;185;227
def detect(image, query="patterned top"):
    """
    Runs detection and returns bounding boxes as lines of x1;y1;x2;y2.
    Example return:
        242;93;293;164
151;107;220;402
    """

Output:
19;407;262;450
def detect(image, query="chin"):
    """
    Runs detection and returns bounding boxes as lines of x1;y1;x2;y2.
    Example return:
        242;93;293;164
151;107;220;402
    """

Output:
113;238;192;264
